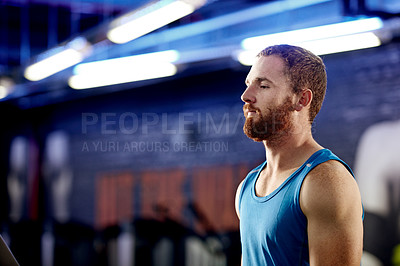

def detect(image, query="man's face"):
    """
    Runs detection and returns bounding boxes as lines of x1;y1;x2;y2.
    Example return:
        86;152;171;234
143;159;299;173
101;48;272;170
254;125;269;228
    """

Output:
241;55;296;142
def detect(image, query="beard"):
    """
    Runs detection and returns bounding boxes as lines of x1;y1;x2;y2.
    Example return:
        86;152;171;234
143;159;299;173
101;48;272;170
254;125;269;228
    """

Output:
243;97;295;143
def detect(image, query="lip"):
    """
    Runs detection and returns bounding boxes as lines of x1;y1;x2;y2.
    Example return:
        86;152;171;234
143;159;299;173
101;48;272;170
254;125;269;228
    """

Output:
244;108;258;118
243;104;259;118
246;110;257;118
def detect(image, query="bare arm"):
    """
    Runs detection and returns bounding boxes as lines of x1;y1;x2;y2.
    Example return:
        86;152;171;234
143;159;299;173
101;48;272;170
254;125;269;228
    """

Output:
235;180;244;219
300;160;363;266
235;180;244;266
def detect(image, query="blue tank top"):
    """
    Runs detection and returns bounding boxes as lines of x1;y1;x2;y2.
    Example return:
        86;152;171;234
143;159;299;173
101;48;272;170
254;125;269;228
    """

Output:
238;149;354;266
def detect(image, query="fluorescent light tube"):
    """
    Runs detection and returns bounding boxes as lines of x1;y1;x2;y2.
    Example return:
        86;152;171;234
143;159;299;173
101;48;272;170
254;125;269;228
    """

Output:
236;50;259;66
69;63;177;89
69;50;179;89
0;86;8;99
0;77;14;99
298;32;381;55
73;50;179;75
24;37;92;81
108;0;196;44
241;17;383;51
237;32;381;66
25;49;83;81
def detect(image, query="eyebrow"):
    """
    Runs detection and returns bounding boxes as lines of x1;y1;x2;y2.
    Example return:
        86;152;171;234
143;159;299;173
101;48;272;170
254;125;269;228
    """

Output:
245;77;275;86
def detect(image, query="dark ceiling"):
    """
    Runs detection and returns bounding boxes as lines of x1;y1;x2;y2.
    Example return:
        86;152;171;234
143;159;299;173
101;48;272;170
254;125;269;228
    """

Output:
0;0;265;72
0;0;170;71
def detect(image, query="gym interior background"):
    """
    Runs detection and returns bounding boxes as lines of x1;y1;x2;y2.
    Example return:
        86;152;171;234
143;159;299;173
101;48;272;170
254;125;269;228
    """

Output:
0;0;400;265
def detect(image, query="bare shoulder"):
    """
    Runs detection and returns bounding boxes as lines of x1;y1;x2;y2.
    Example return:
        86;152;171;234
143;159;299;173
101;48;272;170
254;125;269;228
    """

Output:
306;159;355;186
300;159;362;218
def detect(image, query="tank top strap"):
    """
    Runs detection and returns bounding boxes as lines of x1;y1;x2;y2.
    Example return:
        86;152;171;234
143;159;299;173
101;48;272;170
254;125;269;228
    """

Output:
302;149;354;177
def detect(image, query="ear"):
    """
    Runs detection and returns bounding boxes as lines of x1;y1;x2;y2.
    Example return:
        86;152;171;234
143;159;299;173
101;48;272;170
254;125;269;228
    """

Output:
294;89;313;111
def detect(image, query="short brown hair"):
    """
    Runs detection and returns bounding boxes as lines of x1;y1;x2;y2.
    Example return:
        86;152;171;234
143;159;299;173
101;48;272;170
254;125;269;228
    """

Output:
258;44;327;123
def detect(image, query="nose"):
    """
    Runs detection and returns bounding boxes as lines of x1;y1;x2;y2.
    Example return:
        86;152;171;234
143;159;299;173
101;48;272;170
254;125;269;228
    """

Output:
241;86;256;104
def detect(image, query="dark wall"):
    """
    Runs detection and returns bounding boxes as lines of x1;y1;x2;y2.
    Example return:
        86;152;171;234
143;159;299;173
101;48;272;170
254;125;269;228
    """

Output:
315;42;400;167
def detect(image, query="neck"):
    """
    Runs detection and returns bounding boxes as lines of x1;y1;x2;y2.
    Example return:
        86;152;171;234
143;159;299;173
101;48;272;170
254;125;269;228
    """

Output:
262;127;322;173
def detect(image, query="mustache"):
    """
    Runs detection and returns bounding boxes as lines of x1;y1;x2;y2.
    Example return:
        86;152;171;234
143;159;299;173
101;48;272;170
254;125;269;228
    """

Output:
243;103;260;113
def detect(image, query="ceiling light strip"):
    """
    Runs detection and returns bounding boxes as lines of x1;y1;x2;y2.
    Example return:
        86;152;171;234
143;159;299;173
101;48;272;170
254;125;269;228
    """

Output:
237;32;381;66
69;63;177;90
107;0;201;44
69;50;179;89
24;37;92;81
241;17;383;51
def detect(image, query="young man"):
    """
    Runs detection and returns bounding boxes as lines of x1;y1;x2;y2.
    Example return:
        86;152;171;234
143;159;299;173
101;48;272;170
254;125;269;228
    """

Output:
235;44;363;265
